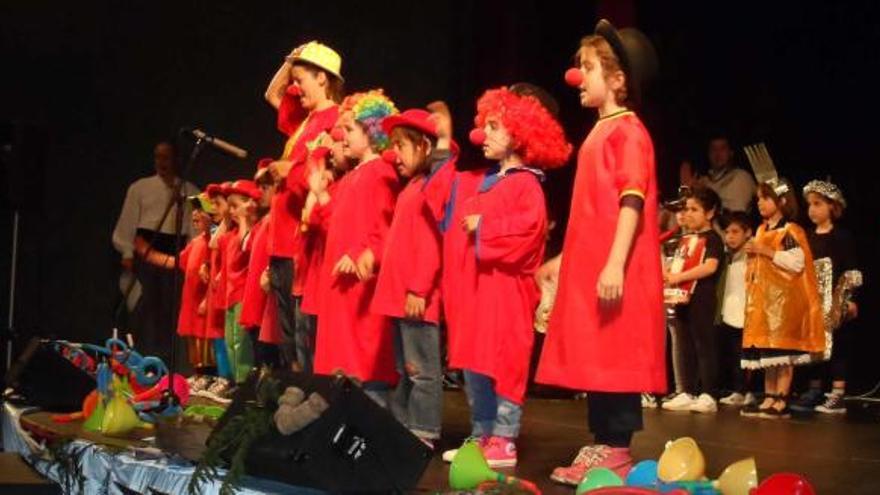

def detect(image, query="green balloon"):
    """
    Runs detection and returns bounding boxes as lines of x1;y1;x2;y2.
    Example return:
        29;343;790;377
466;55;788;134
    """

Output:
576;467;624;494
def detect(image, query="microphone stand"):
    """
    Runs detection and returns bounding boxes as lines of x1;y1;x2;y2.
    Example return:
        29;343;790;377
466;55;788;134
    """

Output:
162;135;208;409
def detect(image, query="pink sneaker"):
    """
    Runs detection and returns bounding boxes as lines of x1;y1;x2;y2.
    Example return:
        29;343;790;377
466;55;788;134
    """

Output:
482;436;517;468
550;445;633;486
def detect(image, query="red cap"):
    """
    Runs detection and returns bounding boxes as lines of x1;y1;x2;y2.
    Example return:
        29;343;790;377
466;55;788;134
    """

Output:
381;149;398;164
227;180;262;200
381;109;438;138
564;67;584;87
469;128;486;146
206;183;227;198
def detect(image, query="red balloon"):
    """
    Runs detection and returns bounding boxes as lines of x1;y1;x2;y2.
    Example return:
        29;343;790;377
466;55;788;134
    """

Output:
381;149;398;164
565;67;584;87
330;127;345;142
754;473;816;495
469;128;486;146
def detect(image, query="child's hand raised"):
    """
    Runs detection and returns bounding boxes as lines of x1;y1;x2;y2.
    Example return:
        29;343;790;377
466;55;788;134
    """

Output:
308;167;330;195
259;267;271;292
404;292;426;320
427;101;452;147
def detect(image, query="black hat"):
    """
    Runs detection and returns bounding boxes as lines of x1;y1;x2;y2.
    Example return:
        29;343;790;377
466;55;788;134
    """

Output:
594;19;658;105
509;82;561;118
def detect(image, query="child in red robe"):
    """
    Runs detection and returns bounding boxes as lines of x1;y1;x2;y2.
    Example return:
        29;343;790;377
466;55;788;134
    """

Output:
239;159;279;368
371;108;455;447
203;183;233;390
224;180;262;384
264;41;343;370
313;90;400;404
434;85;571;467
536;20;663;483
177;194;214;372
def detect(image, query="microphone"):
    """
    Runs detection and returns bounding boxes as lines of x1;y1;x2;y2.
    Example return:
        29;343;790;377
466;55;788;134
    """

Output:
187;128;248;159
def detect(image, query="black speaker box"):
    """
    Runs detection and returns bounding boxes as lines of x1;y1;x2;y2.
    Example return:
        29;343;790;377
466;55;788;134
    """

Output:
3;338;95;412
210;371;432;493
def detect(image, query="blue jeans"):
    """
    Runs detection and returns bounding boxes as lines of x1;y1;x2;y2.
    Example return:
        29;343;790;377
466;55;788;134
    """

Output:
391;319;443;439
293;297;315;374
463;370;522;438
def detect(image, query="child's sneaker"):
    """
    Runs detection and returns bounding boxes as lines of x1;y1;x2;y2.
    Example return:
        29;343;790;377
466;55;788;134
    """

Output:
815;393;846;414
641;393;658;409
791;388;825;413
661;393;696;411
719;392;745;406
482;436;517;468
743;392;757;407
442;436;484;463
550;445;633;486
689;393;718;413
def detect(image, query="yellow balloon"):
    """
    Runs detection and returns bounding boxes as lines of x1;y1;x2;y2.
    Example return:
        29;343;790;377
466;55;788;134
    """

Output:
657;437;706;482
715;457;758;495
101;394;140;436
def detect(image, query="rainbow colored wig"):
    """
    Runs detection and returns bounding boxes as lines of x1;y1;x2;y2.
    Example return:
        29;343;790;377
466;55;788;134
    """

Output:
341;89;398;152
474;87;572;169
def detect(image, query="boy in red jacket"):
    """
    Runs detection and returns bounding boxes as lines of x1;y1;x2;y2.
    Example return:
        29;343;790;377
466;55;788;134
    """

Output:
178;194;214;373
371;108;454;446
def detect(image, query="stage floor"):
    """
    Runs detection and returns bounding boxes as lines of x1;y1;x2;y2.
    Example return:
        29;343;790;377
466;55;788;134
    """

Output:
417;390;880;494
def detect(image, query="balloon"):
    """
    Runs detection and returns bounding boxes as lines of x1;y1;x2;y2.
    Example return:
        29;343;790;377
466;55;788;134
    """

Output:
448;441;539;494
576;467;624;494
715;457;758;495
658;437;706;482
82;395;106;432
469;128;486;146
753;473;816;495
565;67;585;87
627;460;659;487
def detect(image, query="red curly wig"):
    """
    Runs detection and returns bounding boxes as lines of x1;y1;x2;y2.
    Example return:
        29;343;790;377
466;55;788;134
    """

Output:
474;87;572;169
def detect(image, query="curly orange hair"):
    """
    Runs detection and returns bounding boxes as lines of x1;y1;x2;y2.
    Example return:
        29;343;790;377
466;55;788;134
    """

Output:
474;87;572;169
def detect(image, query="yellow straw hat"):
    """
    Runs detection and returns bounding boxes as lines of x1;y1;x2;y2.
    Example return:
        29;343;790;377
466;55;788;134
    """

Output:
286;40;344;82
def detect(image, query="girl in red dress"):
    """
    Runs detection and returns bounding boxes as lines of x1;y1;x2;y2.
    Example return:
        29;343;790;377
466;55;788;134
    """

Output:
312;90;401;405
536;20;663;484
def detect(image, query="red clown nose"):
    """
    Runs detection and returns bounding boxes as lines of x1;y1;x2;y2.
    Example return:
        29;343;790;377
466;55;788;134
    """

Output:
286;84;302;97
469;128;486;146
381;149;398;164
330;127;345;142
564;67;584;87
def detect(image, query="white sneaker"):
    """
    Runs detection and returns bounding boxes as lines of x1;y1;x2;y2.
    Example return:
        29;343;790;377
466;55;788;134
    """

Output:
743;392;757;407
641;393;658;409
719;392;745;406
689;393;718;413
661;393;696;411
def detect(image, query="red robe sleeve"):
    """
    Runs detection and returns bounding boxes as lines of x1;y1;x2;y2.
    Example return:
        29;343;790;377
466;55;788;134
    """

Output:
421;155;458;225
178;242;192;271
608;126;651;200
475;174;546;270
407;200;443;297
348;163;399;262
277;90;307;136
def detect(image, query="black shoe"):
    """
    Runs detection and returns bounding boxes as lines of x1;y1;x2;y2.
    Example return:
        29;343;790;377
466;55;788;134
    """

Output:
760;399;791;419
740;402;763;417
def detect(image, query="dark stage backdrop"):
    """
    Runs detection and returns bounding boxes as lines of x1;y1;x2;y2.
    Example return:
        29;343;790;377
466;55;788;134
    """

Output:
2;1;879;389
